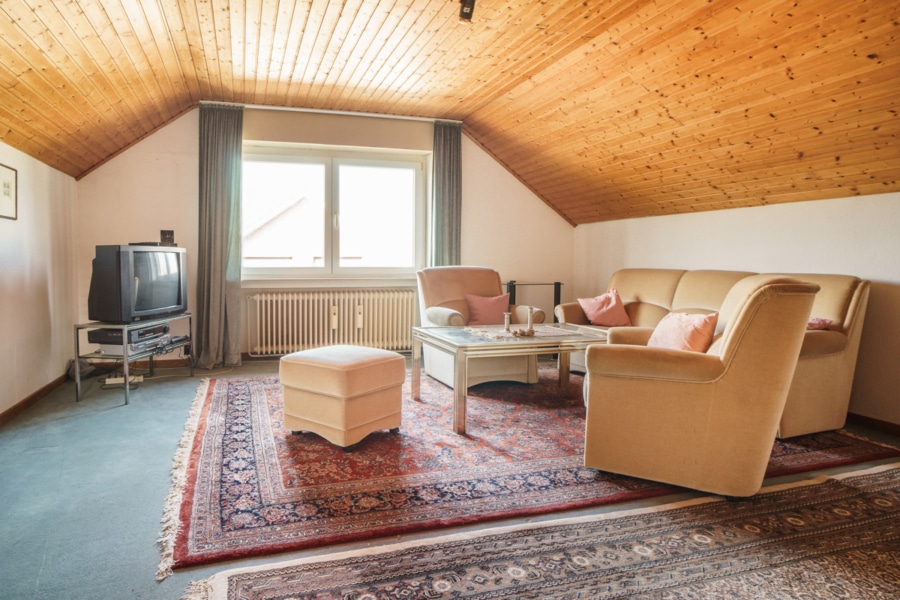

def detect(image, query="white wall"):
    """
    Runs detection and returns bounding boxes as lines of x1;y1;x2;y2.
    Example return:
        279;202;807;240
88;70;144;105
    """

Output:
75;110;200;341
0;142;77;414
461;136;574;317
573;193;900;425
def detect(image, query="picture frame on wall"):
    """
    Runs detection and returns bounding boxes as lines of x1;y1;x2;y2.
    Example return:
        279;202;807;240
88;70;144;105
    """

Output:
0;163;16;220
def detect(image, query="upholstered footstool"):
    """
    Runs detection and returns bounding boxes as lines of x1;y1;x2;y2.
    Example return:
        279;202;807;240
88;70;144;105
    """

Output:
279;345;406;450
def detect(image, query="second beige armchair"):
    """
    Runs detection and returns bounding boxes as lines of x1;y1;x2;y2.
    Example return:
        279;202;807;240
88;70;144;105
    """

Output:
582;275;819;497
416;266;545;388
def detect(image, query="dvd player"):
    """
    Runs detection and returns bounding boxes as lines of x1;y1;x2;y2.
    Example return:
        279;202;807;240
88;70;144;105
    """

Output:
97;334;171;356
88;324;169;345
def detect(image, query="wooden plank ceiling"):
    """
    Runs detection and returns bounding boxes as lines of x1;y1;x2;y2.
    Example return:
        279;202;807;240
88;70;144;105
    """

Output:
0;0;897;225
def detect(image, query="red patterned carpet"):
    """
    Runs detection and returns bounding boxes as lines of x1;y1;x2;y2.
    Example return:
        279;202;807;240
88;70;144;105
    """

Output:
158;366;900;578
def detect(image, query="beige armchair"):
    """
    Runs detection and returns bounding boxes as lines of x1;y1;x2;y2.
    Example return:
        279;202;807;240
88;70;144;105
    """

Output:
416;266;546;388
583;275;819;497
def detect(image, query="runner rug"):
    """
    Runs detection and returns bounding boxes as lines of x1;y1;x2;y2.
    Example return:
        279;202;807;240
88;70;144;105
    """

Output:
182;463;900;599
158;366;900;579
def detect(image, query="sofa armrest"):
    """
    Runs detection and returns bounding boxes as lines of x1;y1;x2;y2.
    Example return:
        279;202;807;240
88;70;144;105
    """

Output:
424;306;466;327
554;302;589;325
511;305;546;325
608;326;654;346
799;330;848;358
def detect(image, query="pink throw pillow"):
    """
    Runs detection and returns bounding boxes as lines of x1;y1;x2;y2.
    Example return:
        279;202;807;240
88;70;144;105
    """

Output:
807;317;832;330
465;293;510;325
577;289;632;326
647;312;718;353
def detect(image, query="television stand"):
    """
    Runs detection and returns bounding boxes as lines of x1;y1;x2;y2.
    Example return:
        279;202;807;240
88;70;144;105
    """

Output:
74;313;194;404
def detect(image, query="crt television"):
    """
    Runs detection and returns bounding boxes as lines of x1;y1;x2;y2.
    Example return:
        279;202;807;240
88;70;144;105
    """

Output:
88;245;188;324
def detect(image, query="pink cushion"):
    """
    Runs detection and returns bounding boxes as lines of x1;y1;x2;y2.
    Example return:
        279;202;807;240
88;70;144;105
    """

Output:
647;312;718;353
465;293;510;325
577;289;632;326
807;317;832;330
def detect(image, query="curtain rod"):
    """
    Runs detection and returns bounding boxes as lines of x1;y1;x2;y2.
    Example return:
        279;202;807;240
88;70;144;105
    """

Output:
199;101;461;124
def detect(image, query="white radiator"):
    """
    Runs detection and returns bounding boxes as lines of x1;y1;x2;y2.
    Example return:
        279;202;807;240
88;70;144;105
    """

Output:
247;289;416;356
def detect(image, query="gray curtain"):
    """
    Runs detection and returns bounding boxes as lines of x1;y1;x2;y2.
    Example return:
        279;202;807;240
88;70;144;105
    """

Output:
431;120;462;266
196;103;243;369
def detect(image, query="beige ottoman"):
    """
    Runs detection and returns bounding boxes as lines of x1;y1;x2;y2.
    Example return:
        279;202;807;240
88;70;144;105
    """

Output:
279;345;406;449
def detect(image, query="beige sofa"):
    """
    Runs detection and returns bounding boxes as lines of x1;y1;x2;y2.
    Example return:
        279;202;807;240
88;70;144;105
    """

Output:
555;268;870;438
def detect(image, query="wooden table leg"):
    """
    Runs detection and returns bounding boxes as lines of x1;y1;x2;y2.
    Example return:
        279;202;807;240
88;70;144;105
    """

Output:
558;351;571;393
412;338;422;401
453;350;468;434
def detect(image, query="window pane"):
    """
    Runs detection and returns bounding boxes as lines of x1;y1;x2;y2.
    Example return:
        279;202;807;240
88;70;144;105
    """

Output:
338;164;416;268
242;161;325;268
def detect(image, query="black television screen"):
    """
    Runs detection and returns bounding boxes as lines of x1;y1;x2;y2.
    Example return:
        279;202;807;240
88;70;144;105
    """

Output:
88;245;188;323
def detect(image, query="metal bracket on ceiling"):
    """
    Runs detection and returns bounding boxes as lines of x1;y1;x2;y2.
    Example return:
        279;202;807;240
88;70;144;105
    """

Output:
459;0;475;23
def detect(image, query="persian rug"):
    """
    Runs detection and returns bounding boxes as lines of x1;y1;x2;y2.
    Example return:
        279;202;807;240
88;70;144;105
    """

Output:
158;366;900;579
182;463;900;600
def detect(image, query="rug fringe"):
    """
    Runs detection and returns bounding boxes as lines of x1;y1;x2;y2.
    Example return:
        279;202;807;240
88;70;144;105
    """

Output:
156;378;211;581
180;579;212;600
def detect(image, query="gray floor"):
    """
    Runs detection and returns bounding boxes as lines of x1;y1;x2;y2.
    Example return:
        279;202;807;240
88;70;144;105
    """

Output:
1;360;898;599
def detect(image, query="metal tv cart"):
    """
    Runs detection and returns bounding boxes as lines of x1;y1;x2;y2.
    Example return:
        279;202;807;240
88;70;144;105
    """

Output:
73;313;194;404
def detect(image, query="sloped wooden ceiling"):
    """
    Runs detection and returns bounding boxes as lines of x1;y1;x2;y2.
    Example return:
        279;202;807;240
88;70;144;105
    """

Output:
0;0;897;225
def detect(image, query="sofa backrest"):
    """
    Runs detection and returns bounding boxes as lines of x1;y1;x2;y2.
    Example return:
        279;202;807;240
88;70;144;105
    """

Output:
670;270;756;315
777;273;866;333
608;268;685;327
608;268;755;328
605;268;866;340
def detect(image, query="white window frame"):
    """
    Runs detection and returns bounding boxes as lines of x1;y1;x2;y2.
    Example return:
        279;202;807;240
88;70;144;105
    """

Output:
241;143;430;285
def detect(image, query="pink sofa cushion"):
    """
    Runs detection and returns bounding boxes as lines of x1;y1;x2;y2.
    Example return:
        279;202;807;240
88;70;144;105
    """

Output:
807;317;832;330
465;293;510;325
647;312;718;353
578;289;632;326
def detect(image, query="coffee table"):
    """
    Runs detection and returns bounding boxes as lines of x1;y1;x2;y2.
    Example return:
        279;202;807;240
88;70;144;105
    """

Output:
411;323;608;434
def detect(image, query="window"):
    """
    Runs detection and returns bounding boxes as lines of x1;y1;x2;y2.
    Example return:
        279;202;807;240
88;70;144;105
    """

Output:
241;145;428;281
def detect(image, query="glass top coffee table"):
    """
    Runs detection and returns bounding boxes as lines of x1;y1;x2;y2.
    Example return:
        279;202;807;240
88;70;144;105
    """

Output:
411;323;608;434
